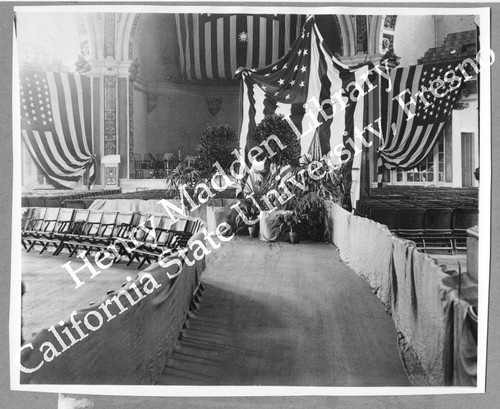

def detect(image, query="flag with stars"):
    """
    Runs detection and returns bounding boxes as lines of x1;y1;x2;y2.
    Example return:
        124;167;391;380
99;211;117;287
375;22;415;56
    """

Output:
236;15;371;163
378;61;464;170
175;14;304;81
20;71;95;189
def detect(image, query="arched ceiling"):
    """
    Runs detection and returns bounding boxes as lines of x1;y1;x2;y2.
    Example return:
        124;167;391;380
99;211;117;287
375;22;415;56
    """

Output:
82;13;394;81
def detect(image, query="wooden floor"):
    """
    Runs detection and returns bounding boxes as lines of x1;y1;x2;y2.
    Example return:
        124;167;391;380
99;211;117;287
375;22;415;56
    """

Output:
22;248;140;341
158;236;410;386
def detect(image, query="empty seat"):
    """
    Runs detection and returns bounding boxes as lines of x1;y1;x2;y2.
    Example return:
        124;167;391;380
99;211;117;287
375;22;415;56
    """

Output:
396;207;426;240
397;207;425;229
37;208;75;254
53;209;91;256
452;208;479;253
425;207;453;232
452;208;479;231
369;207;398;230
24;207;60;252
422;207;454;254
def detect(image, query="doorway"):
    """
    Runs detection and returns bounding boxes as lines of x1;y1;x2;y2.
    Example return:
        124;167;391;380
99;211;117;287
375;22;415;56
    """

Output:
461;132;474;187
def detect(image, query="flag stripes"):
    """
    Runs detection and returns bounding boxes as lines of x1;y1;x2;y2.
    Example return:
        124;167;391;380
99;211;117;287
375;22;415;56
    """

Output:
176;14;305;80
20;71;95;189
378;61;463;171
237;16;368;167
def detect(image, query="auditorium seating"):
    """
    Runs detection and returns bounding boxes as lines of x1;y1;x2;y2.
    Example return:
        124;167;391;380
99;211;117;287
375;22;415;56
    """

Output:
357;187;478;254
21;207;204;268
22;189;121;209
421;207;454;253
452;207;479;253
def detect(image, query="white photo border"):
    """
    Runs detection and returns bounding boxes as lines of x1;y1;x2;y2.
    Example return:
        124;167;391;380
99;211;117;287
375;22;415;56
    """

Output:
9;3;491;397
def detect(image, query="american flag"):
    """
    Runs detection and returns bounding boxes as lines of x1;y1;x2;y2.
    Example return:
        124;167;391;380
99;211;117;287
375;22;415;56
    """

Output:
175;14;304;81
378;61;463;170
236;15;371;165
20;71;95;189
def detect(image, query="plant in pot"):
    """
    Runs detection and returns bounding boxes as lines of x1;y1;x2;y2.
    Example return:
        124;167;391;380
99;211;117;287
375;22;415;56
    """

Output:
236;113;301;241
294;191;325;241
253;113;301;172
190;123;239;231
234;198;261;237
165;162;200;209
196;123;239;206
281;155;352;241
280;210;301;244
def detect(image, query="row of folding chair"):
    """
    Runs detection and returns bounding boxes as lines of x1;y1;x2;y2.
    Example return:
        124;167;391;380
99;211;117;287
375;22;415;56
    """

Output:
21;207;204;269
357;198;478;218
367;206;478;254
22;190;121;208
371;186;478;197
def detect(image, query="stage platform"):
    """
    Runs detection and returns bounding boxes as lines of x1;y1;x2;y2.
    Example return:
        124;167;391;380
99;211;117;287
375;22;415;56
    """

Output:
119;178;167;193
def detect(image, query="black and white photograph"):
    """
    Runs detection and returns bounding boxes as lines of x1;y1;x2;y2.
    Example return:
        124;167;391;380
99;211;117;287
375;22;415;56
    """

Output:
8;2;492;404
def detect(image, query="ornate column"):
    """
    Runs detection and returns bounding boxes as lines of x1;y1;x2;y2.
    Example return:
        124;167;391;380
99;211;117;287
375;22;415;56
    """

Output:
85;12;134;187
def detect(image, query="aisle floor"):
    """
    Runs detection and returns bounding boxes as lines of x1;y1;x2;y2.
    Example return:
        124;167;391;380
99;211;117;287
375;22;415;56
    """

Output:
158;236;410;386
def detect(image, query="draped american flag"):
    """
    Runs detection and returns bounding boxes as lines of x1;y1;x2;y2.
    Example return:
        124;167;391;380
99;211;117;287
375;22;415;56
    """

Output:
378;61;463;171
236;15;370;164
175;13;305;81
20;71;95;189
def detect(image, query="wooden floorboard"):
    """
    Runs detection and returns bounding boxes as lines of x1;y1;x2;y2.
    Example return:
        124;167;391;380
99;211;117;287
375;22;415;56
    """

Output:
158;236;410;386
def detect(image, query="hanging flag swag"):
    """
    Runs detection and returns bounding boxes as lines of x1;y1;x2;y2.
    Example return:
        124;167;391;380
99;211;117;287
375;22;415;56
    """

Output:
235;15;371;168
20;71;95;189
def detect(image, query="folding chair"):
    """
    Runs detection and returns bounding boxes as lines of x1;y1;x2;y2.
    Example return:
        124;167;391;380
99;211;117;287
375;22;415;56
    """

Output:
53;209;91;256
167;218;193;249
369;207;398;231
21;208;36;250
37;208;75;254
91;212;135;259
113;212;151;264
125;213;164;266
452;207;479;254
93;212;137;263
422;207;454;254
22;207;46;245
396;207;426;240
132;216;175;269
63;210;104;257
24;207;60;253
83;211;119;256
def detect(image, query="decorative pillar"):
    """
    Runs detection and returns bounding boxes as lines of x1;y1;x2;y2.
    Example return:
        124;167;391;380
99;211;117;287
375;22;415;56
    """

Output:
102;154;121;187
88;59;131;187
104;75;117;155
82;12;139;186
86;34;132;185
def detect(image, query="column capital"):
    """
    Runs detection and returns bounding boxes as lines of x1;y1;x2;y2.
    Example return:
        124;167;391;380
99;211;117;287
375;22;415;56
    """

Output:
87;59;133;77
340;53;384;67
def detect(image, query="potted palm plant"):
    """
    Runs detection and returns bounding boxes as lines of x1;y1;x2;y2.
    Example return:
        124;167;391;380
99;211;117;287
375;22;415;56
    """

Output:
280;211;301;244
197;123;239;206
235;201;261;237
